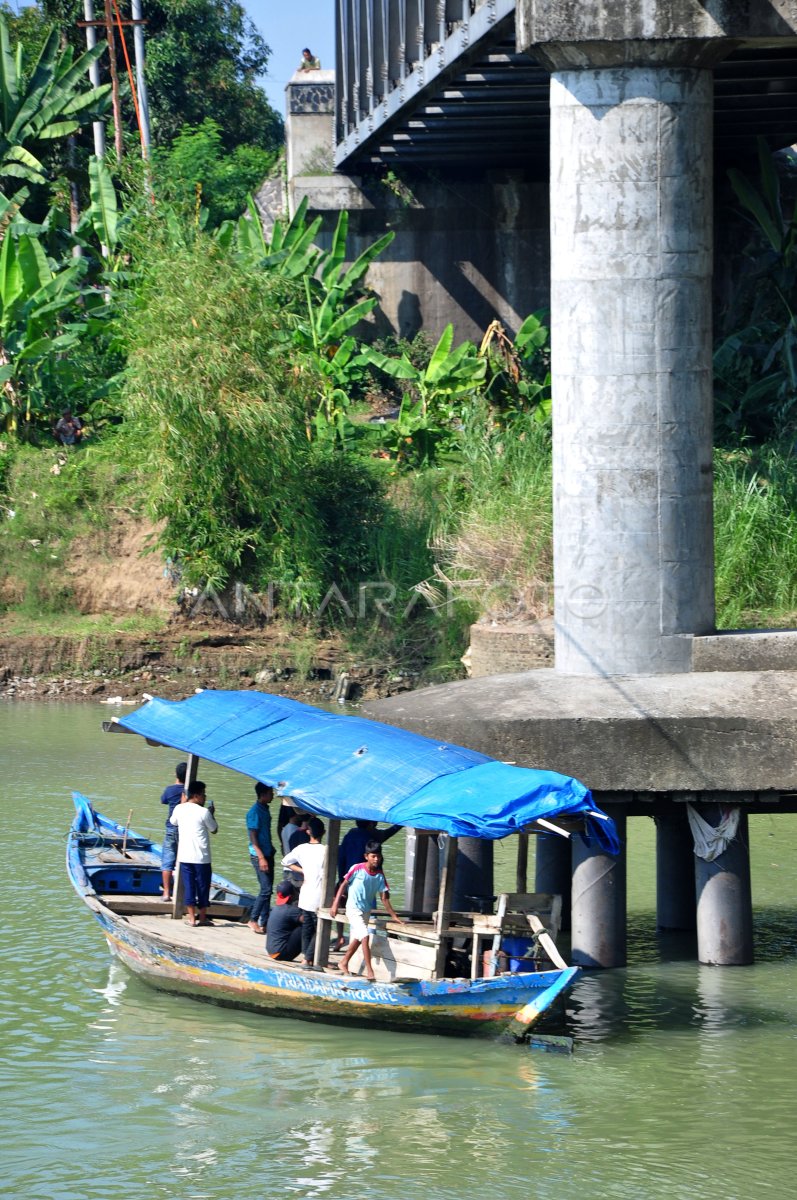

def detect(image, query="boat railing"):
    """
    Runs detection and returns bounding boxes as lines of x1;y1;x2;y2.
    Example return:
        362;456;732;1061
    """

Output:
317;890;565;981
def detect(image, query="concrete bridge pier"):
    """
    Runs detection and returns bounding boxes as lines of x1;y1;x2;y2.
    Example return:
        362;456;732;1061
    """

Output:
694;804;754;965
535;834;572;930
546;49;715;677
656;808;697;931
571;809;627;968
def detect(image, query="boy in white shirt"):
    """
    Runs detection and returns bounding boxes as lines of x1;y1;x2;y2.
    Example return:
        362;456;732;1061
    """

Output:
281;816;326;965
169;780;218;927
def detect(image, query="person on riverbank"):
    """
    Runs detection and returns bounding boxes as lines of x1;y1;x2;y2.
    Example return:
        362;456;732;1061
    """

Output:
169;780;217;927
266;880;304;961
246;782;275;934
281;816;326;965
53;409;84;446
160;761;187;901
330;842;403;981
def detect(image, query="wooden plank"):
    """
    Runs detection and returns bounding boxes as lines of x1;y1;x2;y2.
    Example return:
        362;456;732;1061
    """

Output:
313;817;340;967
103;896;248;918
485;893;508;978
528;913;569;970
433;835;458;977
407;829;430;914
375;934;437;971
515;833;529;892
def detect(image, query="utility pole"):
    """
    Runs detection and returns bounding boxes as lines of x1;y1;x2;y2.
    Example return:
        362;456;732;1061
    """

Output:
102;0;124;162
131;0;151;156
82;0;106;159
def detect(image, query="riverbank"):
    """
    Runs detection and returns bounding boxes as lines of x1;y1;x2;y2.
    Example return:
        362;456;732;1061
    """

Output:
0;616;422;704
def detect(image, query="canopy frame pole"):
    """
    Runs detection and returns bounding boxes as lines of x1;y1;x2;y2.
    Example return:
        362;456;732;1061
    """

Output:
314;817;341;968
515;832;529;893
433;835;458;977
171;753;198;920
407;829;430;914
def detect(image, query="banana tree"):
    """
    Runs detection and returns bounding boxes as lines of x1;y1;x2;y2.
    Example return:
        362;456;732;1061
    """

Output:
221;198;394;347
0;16;110;196
0;223;87;433
365;324;487;465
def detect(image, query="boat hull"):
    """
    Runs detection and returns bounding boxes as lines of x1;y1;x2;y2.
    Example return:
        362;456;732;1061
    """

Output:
93;907;577;1036
68;799;579;1039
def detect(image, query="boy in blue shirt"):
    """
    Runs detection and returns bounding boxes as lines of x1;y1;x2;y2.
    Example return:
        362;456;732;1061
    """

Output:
330;841;402;980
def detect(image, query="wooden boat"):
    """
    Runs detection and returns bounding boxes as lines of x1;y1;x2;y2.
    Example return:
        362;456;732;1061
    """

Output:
67;690;619;1042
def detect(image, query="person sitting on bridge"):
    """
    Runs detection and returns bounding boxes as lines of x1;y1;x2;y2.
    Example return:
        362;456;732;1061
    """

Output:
298;48;321;71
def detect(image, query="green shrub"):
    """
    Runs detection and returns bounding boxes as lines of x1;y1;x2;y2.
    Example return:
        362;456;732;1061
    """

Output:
120;222;327;604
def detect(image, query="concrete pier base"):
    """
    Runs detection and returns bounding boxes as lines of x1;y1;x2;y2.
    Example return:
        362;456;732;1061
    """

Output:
571;811;627;968
452;838;494;913
695;805;753;965
656;808;697;930
534;834;572;931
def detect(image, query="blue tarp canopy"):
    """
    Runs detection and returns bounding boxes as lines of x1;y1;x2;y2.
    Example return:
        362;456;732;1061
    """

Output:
115;690;618;852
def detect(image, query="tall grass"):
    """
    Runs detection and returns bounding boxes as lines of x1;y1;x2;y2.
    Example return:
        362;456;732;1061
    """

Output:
714;447;797;627
431;405;554;622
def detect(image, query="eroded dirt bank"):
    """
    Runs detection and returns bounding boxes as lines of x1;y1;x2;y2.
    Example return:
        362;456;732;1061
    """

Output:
0;621;419;704
1;511;421;703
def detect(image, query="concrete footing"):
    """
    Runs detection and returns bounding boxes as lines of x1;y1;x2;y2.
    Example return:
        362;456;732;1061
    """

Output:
695;806;754;965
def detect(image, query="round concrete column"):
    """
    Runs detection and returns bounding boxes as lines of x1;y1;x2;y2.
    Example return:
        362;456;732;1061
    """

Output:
694;805;753;965
404;828;441;912
571;810;626;968
452;838;494;913
656;807;697;930
534;834;572;931
550;64;715;675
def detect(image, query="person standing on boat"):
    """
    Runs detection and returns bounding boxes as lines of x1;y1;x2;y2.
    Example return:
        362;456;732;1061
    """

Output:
169;780;218;927
330;841;403;981
160;761;187;902
281;817;326;966
331;819;402;949
265;880;304;961
246;782;275;935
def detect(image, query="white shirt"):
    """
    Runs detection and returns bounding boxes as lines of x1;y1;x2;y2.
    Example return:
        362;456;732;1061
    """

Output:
281;842;326;912
170;802;217;864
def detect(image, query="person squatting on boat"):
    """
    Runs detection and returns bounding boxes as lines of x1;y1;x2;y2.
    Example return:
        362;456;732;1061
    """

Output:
330;841;403;981
265;880;304;961
169;780;217;927
281;817;327;966
160;761;187;901
246;782;275;935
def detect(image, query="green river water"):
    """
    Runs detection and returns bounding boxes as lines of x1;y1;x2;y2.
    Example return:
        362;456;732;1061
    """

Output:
2;700;797;1200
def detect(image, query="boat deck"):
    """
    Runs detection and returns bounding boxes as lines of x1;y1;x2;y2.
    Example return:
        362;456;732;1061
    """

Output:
109;908;353;976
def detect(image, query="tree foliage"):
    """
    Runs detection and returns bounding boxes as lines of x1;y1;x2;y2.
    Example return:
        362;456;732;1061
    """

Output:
0;12;109;193
121;225;325;599
152;118;275;227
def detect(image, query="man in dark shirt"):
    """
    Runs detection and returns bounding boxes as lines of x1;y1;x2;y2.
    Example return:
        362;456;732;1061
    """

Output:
160;761;187;900
266;881;303;960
